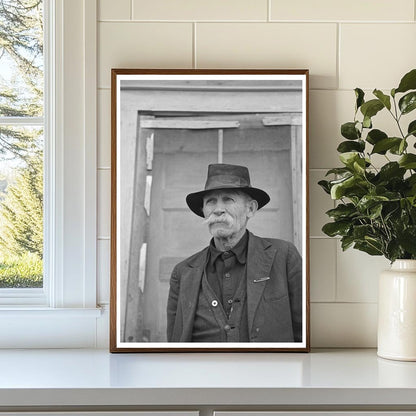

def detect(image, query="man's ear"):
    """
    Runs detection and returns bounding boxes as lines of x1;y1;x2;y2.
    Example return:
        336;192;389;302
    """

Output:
247;199;258;218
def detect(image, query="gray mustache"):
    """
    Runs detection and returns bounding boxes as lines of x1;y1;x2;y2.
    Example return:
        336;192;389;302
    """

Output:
202;214;231;225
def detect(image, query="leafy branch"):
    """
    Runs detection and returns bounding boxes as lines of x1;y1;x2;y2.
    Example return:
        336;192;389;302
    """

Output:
319;69;416;262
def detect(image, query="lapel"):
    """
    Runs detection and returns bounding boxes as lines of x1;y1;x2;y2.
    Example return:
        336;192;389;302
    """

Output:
179;247;208;341
246;232;277;333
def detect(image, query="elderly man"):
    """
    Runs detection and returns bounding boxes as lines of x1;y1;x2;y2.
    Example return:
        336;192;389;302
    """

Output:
167;163;302;343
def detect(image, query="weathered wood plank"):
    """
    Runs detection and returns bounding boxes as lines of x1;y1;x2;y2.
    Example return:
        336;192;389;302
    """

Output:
141;119;240;129
263;113;302;126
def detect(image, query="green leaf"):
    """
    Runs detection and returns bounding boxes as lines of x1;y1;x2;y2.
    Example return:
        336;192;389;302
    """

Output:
354;241;383;256
399;92;416;115
325;167;351;176
371;137;402;154
337;140;365;153
326;203;357;220
389;139;408;155
398;227;416;255
357;195;389;212
353;224;374;240
339;151;358;166
360;99;384;119
369;203;383;219
395;69;416;94
363;116;372;129
330;175;368;200
399;154;416;169
355;88;365;110
373;89;391;110
366;129;387;145
377;162;406;181
322;221;351;237
407;120;416;137
318;180;331;194
386;240;403;262
341;235;355;251
341;122;360;140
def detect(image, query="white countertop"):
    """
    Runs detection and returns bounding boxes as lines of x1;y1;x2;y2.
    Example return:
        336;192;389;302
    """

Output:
0;348;416;408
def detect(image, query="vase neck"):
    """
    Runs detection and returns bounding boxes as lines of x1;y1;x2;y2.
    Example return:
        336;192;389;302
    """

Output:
391;259;416;270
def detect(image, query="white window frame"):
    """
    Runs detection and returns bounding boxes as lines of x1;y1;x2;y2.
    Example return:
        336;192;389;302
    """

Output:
0;0;101;348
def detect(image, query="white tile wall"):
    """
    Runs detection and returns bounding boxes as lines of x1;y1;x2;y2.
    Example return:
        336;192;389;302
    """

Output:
310;239;336;302
196;23;338;89
270;0;414;22
99;0;131;21
132;0;268;21
96;0;416;347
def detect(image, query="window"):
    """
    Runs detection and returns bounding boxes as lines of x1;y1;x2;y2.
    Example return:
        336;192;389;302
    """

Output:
0;0;100;348
0;0;45;294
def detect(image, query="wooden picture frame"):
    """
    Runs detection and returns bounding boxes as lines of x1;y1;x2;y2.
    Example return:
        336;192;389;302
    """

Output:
110;69;310;352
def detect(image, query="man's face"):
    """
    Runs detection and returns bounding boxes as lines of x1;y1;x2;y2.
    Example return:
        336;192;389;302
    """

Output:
202;190;257;239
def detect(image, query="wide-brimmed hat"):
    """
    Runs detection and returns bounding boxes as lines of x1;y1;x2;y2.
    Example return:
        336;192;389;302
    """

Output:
186;163;270;217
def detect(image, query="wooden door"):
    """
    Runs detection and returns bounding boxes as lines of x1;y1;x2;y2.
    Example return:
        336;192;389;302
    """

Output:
124;113;301;342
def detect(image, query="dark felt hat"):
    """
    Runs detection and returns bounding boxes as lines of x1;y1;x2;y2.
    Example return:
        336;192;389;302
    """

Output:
186;163;270;217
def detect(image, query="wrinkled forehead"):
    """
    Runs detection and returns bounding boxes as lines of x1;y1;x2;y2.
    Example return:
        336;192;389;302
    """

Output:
203;189;249;201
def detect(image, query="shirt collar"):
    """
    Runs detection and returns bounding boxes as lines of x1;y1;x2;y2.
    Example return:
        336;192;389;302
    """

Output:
208;230;248;266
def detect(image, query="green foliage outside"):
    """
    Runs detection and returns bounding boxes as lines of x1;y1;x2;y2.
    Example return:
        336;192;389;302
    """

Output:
0;0;44;288
0;252;42;288
319;69;416;263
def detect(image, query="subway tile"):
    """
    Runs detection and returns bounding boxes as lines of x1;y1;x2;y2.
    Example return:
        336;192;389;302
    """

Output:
97;239;110;304
310;239;336;302
309;170;334;237
271;0;414;22
336;244;390;302
98;169;111;238
196;23;337;89
309;90;351;169
98;0;130;20
311;303;377;347
133;0;267;21
98;89;111;168
98;22;193;89
340;24;416;90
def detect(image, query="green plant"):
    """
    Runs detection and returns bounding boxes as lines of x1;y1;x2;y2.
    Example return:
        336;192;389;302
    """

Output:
0;252;42;288
319;69;416;262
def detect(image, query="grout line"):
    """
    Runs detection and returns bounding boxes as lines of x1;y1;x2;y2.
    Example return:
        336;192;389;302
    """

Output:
336;23;340;90
309;236;338;239
98;167;111;171
130;0;133;20
311;301;378;305
267;0;271;22
97;19;415;24
193;22;197;69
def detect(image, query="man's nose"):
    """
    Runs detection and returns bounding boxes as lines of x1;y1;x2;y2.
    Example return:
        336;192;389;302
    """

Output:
213;202;225;215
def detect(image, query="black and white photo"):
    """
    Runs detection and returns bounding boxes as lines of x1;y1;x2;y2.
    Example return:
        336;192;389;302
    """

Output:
110;69;310;352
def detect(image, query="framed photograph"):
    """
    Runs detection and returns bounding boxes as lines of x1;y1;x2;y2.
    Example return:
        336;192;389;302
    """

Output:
110;69;310;352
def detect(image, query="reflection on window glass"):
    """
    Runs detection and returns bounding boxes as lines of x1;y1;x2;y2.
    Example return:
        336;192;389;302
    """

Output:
0;0;44;289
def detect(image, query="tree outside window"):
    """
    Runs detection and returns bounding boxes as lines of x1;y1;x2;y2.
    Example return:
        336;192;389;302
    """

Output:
0;0;44;288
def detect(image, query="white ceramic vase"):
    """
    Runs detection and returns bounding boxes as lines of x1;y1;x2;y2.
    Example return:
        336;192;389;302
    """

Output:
378;259;416;361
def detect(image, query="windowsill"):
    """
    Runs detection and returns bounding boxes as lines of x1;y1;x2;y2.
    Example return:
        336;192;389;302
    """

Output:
0;348;415;410
0;306;102;316
0;307;106;348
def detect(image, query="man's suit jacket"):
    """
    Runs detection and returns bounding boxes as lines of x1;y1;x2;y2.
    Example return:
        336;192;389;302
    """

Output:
166;231;303;342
